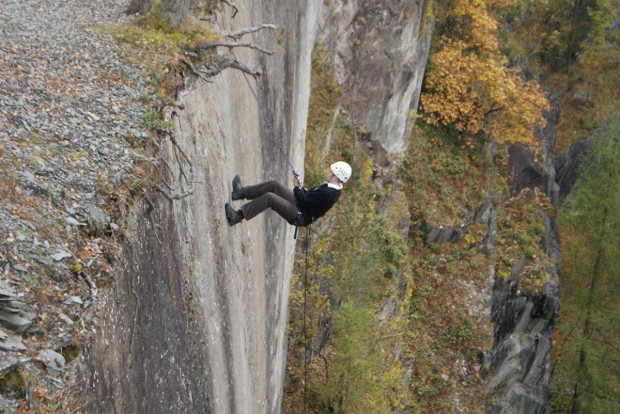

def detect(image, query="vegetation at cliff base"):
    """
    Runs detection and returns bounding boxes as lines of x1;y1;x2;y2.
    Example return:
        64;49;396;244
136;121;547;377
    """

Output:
496;0;620;410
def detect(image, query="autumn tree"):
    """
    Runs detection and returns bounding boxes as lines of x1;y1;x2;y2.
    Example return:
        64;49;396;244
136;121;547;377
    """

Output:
420;0;549;146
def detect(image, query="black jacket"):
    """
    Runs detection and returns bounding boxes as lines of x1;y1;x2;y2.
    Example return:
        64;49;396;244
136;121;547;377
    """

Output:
293;183;341;225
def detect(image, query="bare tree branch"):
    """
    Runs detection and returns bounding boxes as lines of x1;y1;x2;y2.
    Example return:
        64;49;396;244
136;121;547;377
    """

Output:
180;57;213;83
169;134;193;177
199;41;274;55
221;24;277;40
145;21;271;201
156;187;194;200
310;345;330;381
182;21;275;80
154;131;195;202
485;104;505;117
219;0;239;18
200;58;262;79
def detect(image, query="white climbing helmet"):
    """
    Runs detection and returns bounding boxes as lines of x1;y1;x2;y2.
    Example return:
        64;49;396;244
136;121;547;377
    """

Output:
330;161;352;183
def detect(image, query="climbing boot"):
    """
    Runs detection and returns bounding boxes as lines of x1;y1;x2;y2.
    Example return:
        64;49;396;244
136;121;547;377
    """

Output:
231;175;245;200
225;203;243;226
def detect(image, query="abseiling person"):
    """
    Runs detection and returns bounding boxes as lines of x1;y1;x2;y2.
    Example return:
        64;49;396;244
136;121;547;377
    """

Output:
224;161;352;227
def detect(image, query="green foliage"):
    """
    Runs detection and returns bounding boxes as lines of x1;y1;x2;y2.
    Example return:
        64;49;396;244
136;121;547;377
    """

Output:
315;302;401;413
317;161;410;303
551;117;620;412
440;318;474;348
140;109;173;131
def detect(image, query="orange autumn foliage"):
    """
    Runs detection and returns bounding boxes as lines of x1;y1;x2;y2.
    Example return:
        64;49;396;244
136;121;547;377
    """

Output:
421;0;550;146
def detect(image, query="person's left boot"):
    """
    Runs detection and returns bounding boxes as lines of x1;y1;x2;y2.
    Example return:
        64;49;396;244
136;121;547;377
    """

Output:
231;175;245;200
225;203;243;226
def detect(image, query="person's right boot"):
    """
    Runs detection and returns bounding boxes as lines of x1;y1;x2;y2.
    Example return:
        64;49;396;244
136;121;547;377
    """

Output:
225;203;243;226
231;175;245;200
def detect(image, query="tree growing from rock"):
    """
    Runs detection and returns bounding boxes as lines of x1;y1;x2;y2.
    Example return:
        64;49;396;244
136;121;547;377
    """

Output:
118;1;275;201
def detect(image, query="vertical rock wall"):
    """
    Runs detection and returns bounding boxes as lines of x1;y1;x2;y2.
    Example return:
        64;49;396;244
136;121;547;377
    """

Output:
80;1;431;413
485;107;564;414
80;1;316;413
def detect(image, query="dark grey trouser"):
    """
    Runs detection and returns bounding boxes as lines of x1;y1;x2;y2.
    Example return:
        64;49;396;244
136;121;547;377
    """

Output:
240;181;299;223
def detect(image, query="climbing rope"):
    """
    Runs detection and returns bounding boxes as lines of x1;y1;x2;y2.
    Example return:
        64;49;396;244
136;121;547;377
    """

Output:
303;225;310;414
241;72;301;182
213;20;312;411
212;17;301;181
240;71;307;242
241;59;312;413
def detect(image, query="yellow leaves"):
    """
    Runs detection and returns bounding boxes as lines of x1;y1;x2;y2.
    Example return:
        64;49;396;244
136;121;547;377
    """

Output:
497;269;511;278
486;76;550;145
463;233;477;247
421;0;550;146
361;158;374;185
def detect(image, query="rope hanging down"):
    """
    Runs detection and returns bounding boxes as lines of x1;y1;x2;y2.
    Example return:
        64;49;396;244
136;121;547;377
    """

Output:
215;21;311;410
243;71;312;411
241;71;305;239
241;72;301;183
303;225;310;414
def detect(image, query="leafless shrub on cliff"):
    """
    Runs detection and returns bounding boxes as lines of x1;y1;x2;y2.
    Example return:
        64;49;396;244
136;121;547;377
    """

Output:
181;23;276;81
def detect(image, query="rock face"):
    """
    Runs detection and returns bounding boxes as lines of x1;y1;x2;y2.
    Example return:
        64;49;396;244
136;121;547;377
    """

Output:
419;182;556;414
487;245;560;414
78;1;431;413
487;105;599;412
318;0;434;161
554;138;593;199
0;279;33;352
419;104;569;413
485;102;568;414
